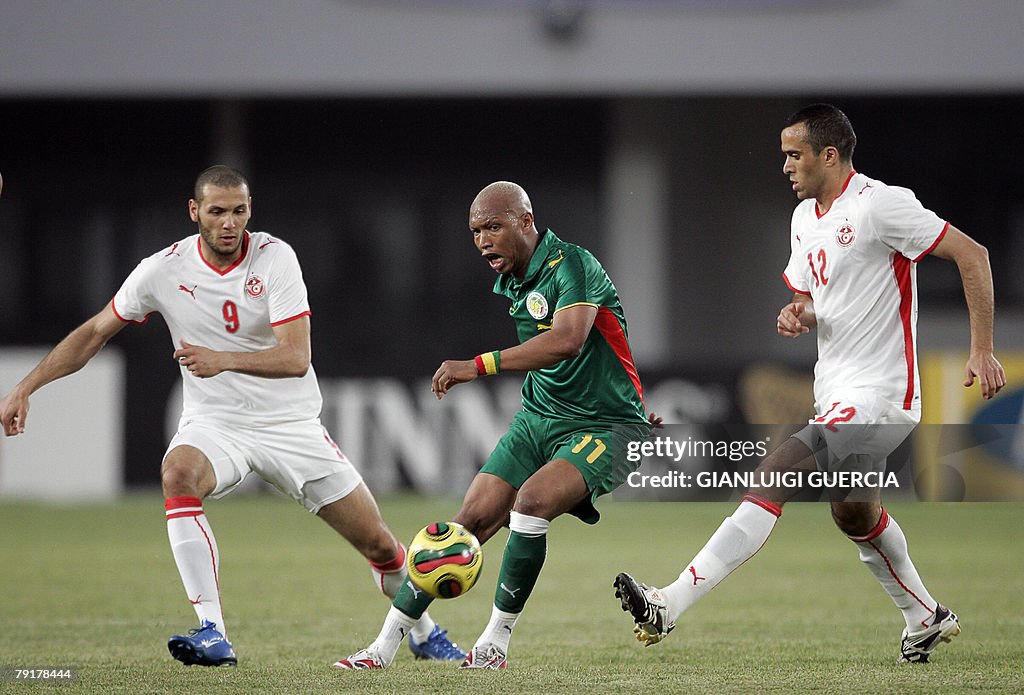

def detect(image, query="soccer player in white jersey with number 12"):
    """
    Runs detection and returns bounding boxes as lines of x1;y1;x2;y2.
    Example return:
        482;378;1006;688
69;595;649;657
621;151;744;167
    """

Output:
0;165;465;667
615;104;1005;664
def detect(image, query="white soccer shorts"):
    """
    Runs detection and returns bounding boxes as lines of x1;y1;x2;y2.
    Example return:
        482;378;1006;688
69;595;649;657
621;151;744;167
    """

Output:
165;416;364;513
792;388;920;472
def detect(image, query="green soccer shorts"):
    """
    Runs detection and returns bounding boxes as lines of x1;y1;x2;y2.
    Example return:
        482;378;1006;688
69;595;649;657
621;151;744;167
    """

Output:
480;409;652;524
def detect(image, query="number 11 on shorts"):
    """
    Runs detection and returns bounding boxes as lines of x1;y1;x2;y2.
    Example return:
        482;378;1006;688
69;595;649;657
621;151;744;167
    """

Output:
572;434;606;464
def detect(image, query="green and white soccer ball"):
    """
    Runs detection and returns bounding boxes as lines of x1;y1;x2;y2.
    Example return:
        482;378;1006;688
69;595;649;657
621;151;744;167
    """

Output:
406;521;483;599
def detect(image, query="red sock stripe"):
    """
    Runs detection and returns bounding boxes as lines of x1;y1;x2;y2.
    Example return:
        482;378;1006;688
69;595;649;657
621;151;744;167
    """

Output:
741;493;783;518
191;515;223;614
165;496;204;519
371;542;407;573
847;507;890;543
867;539;935;623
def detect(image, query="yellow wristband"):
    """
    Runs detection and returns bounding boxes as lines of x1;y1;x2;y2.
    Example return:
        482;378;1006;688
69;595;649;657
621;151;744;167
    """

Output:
475;350;500;376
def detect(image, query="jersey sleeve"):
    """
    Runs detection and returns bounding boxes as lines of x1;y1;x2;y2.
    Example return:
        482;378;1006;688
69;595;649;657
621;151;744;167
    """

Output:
782;215;810;295
112;255;160;323
266;242;311;326
868;186;948;262
553;249;600;313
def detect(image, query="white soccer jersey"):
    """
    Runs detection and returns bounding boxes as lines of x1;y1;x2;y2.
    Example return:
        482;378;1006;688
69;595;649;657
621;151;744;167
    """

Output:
782;171;948;414
113;231;323;424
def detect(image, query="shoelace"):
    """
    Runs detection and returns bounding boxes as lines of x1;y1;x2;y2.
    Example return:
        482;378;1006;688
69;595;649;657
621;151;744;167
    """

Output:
187;622;216;638
427;630;464;658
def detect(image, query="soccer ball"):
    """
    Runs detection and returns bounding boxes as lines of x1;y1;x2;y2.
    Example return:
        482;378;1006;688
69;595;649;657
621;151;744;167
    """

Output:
406;522;483;599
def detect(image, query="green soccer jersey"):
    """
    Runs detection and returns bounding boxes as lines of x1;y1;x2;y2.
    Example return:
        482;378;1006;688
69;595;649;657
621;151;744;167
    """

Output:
493;229;647;424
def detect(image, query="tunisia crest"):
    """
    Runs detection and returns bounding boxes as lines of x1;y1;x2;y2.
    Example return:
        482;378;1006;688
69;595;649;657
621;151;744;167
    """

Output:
836;223;856;248
245;275;265;298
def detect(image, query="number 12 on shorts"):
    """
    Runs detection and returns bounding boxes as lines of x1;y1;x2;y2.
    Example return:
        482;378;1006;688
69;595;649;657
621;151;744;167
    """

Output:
815;401;857;432
572;434;606;464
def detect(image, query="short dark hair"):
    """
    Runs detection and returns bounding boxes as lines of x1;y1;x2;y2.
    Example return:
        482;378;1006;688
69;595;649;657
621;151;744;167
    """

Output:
194;165;249;201
784;104;857;163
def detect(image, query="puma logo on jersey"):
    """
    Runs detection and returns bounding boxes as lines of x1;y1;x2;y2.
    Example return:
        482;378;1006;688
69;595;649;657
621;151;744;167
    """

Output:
499;583;521;598
178;284;197;300
536;323;552;331
165;242;181;257
858;183;873;195
688;565;706;585
547;250;564;268
259;239;278;250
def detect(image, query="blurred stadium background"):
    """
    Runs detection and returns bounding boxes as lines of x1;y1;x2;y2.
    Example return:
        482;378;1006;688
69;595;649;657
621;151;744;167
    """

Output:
2;4;1023;692
1;1;1023;500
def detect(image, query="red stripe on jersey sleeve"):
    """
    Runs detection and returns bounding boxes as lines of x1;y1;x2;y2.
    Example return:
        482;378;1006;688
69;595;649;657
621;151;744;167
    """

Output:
270;310;311;327
912;221;949;262
891;254;916;410
110;298;150;325
593;306;645;405
782;272;811;295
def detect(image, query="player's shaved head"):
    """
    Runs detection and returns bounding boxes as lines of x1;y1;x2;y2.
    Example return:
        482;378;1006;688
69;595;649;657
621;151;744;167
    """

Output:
194;165;249;201
471;181;533;217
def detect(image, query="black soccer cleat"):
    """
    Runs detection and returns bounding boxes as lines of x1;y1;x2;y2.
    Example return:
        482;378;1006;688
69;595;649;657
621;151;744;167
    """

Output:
899;604;961;663
614;572;675;646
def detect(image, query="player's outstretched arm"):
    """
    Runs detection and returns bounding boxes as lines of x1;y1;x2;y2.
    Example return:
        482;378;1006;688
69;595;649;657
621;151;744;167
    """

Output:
0;302;127;436
431;304;598;399
929;225;1006;400
174;315;311;379
777;293;815;338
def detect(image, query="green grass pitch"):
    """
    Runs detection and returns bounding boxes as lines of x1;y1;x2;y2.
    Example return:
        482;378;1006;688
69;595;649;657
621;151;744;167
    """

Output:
1;495;1021;694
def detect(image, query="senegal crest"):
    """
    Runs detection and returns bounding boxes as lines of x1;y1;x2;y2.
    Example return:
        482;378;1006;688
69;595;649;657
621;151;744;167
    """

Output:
526;291;549;320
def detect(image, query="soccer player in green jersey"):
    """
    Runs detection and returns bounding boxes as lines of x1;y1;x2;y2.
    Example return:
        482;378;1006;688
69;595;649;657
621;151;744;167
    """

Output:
334;181;659;671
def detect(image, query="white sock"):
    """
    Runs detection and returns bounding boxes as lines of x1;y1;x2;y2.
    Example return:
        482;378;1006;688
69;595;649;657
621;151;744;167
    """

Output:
410;613;437;644
165;496;226;635
474;605;520;653
370;542;407;598
368;606;418;665
661;495;781;623
368;542;437;643
849;508;937;631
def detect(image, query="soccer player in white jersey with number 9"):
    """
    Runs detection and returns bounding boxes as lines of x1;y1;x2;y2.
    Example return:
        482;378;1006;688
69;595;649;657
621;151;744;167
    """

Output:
615;104;1006;664
0;166;465;667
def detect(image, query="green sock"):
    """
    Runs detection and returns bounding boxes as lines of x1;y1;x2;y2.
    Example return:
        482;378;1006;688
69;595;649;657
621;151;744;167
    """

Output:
493;530;547;613
392;576;436;619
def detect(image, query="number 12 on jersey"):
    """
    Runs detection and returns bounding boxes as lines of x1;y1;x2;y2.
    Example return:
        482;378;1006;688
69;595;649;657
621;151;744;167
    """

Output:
807;249;829;287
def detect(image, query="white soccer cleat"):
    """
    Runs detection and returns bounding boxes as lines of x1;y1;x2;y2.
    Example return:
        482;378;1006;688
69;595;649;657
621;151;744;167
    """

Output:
331;646;387;670
613;572;676;647
459;643;508;670
899;605;961;663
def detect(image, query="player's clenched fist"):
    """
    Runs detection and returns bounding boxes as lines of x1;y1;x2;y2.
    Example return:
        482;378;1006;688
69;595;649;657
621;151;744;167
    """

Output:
0;389;29;436
431;359;478;399
777;301;812;338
